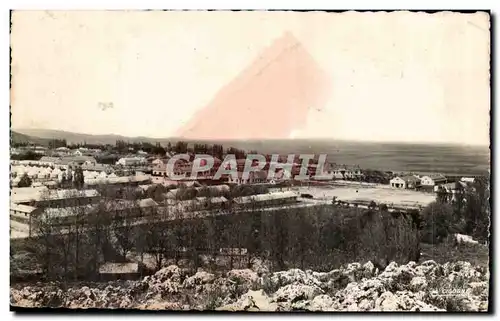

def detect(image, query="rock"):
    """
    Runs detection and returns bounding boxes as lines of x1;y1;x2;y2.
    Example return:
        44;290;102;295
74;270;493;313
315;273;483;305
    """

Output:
81;286;90;296
468;281;488;297
158;279;181;295
378;263;417;291
119;296;133;309
427;265;445;279
217;290;277;311
8;259;489;312
273;284;324;303
363;261;376;278
291;299;310;311
385;262;399;273
358;298;374;311
311;271;330;283
375;291;399;311
183;271;216;289
269;269;322;289
340;282;364;304
343;262;364;283
306;295;336;311
154;265;182;283
227;269;259;286
421;260;438;267
138;301;182;310
328;269;341;278
410;277;428;291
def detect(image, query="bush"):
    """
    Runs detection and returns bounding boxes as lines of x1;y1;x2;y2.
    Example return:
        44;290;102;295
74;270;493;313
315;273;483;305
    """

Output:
421;202;454;244
17;173;32;187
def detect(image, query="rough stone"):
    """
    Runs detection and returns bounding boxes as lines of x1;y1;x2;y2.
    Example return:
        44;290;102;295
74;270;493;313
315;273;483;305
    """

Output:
410;276;428;292
273;283;324;303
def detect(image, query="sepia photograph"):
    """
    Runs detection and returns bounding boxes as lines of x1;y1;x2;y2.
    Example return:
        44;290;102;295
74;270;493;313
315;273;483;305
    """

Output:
9;9;491;312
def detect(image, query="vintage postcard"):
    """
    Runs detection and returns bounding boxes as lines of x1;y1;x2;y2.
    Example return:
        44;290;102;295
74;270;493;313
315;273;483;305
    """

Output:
9;10;491;312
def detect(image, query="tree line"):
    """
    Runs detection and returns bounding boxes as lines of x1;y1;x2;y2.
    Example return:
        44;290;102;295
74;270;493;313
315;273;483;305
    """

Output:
422;176;490;244
11;177;490;283
13;186;421;282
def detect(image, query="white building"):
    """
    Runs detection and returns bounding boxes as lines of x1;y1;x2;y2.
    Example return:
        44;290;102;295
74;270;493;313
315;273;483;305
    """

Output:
116;157;147;167
228;170;269;185
390;176;422;189
55;147;71;155
420;174;447;187
325;164;363;180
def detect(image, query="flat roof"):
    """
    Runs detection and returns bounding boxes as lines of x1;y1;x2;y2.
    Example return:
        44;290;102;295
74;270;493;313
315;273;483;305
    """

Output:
10;203;38;213
99;262;139;274
234;191;298;205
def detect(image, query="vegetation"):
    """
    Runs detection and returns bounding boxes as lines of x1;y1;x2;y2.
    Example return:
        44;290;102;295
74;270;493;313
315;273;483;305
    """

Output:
17;173;32;187
12;195;424;282
11;151;43;161
422;177;490;245
9;141;489;284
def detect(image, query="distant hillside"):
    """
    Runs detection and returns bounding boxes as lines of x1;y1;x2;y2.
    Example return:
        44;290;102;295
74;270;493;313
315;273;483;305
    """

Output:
11;131;51;146
13;128;180;146
12;128;309;151
13;128;268;147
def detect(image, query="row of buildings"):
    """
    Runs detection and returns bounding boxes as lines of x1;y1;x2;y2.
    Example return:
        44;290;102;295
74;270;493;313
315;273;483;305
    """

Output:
389;173;477;202
150;155;364;184
10;182;299;237
11;146;104;157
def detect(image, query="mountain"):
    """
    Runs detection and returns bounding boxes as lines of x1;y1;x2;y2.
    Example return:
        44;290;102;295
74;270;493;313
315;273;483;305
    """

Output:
11;130;52;146
175;32;331;140
12;128;172;146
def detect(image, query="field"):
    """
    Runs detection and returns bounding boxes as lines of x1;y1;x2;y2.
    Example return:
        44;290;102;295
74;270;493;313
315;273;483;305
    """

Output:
290;185;436;208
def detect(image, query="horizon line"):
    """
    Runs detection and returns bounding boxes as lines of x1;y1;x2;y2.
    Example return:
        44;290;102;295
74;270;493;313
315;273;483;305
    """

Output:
12;127;490;148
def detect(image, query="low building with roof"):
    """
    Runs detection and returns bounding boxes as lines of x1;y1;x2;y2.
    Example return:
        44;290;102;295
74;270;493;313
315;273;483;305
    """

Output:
10;203;43;236
389;176;422;189
195;196;228;210
39;156;61;166
58;156;97;166
11;188;100;208
420;173;447;187
233;191;298;208
325;164;364;180
98;262;142;281
84;175;151;187
116;157;147;167
228;170;270;185
108;198;159;218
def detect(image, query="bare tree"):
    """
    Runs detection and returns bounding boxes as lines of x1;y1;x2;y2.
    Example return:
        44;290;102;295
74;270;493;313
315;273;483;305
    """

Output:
112;203;136;261
86;199;113;276
142;209;172;271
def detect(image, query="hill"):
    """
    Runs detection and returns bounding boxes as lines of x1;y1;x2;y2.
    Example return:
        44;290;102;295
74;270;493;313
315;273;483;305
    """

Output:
12;128;174;146
11;131;51;146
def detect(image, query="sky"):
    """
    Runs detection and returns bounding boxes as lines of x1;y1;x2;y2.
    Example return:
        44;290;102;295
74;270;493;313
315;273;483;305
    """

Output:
11;11;490;145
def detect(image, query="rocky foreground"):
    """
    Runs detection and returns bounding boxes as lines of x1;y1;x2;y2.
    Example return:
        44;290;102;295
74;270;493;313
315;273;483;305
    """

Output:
11;260;489;312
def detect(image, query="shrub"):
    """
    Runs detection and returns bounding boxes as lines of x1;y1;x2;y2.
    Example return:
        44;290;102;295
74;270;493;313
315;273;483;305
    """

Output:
421;202;454;244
